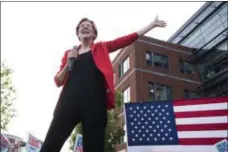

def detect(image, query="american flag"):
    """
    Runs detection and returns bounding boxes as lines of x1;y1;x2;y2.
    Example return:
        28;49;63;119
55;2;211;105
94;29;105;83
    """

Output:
0;133;10;150
74;134;83;152
124;96;228;152
26;133;42;152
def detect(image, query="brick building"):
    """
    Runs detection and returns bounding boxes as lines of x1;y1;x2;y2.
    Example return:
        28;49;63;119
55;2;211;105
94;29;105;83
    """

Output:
112;2;227;151
112;36;201;151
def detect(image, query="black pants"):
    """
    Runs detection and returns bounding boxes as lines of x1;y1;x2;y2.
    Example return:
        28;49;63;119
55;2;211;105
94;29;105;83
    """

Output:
40;93;107;152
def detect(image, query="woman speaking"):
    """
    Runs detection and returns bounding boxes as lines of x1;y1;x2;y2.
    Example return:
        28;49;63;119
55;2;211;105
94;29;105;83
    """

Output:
40;16;167;152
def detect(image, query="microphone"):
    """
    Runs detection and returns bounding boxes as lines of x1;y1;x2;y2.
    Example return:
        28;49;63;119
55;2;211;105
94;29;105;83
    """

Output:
68;45;78;72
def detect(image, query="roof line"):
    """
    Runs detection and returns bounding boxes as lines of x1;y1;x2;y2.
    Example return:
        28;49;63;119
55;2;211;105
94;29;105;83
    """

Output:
168;2;209;42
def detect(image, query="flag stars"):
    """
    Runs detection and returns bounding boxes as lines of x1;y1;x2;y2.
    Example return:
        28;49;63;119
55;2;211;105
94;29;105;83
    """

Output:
127;104;177;144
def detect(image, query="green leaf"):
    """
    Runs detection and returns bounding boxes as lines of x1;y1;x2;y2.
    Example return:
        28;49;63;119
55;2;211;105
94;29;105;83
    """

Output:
0;61;16;131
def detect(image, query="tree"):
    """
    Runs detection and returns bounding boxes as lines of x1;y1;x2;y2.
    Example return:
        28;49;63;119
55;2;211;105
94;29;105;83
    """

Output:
1;61;16;131
69;91;125;152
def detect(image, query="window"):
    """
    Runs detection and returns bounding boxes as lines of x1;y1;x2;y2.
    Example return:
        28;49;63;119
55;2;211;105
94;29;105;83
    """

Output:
184;90;200;99
119;57;130;77
181;5;227;49
148;82;172;101
146;51;152;65
218;41;228;52
123;57;130;73
198;64;216;81
179;60;194;74
123;87;130;103
120;125;127;144
146;51;169;69
198;41;227;82
118;64;122;77
124;124;127;143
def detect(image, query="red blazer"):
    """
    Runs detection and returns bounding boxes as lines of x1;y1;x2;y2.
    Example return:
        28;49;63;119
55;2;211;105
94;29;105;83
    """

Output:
54;32;139;113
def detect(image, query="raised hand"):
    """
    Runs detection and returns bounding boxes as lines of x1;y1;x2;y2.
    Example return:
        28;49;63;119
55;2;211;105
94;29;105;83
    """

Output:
151;15;167;28
137;15;167;36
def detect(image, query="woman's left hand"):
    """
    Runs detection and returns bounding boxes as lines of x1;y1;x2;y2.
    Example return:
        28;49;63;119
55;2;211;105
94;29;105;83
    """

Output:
137;15;167;36
151;15;167;28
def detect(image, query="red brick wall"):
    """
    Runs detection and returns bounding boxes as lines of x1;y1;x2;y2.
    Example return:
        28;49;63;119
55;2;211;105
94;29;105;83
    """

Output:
113;38;201;102
112;37;201;151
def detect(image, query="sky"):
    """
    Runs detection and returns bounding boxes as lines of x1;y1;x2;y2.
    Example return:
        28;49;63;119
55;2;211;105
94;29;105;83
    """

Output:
1;2;205;151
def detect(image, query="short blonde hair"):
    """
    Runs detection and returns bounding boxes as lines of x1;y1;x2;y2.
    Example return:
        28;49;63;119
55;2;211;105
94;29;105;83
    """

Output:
76;18;98;41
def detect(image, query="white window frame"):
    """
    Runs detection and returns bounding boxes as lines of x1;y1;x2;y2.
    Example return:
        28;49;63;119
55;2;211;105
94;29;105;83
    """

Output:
119;57;130;77
123;87;130;103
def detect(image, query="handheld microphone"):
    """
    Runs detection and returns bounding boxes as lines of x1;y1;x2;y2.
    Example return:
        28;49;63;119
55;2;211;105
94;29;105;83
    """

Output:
68;46;78;72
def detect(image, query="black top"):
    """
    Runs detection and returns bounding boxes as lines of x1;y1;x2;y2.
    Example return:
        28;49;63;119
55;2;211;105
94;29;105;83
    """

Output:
62;51;106;101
